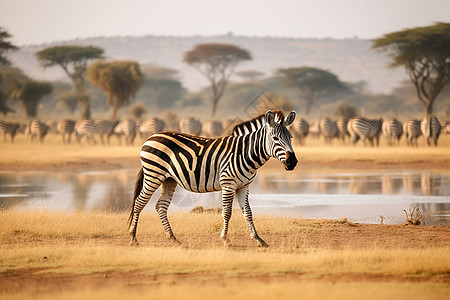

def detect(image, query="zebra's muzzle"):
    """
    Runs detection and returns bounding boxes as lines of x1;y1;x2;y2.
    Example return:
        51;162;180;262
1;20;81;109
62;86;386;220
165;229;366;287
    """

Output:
284;151;298;171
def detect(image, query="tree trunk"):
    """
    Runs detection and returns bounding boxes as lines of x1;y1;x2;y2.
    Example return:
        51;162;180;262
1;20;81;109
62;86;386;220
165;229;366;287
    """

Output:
424;100;433;116
111;104;118;121
79;96;91;120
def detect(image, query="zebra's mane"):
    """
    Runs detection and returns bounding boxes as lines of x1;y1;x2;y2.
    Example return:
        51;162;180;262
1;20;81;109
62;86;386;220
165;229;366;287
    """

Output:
232;110;284;136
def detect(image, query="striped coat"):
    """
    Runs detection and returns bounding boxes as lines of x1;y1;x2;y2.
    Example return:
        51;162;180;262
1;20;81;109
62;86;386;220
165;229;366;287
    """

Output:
382;118;403;146
94;119;119;145
28;120;49;144
57;119;76;144
201;120;223;137
318;117;338;144
114;119;137;145
291;118;309;145
403;119;421;147
336;117;349;143
179;117;202;135
0;120;21;143
75;120;97;145
420;115;441;146
347;117;383;146
128;111;298;248
139;117;165;139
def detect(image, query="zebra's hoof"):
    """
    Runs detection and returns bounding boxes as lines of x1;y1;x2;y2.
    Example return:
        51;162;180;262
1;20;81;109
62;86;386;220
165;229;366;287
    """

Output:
256;238;269;248
129;240;139;247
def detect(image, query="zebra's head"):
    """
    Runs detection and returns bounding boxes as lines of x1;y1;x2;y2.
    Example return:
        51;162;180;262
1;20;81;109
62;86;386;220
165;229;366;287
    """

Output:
265;110;298;171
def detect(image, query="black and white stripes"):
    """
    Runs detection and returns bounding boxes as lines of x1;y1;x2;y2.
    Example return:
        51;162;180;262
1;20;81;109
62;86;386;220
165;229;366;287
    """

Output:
128;110;297;248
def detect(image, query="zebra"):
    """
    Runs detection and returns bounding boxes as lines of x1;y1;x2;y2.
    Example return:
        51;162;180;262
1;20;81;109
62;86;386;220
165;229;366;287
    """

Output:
318;117;338;144
57;119;76;144
28;120;49;144
114;119;137;145
382;118;403;146
139;117;165;139
75;120;97;145
308;121;320;138
403;119;422;147
347;117;383;146
179;117;202;135
201;120;223;137
128;110;298;248
291;118;309;145
0;120;21;143
420;115;441;146
336;117;349;144
94;119;119;145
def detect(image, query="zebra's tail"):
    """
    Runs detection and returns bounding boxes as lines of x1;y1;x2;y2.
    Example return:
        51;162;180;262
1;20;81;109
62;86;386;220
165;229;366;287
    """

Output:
128;167;144;230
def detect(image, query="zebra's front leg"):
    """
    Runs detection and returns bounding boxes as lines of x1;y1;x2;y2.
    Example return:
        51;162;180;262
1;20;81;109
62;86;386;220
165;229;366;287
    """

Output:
237;187;268;248
220;185;236;246
155;178;180;245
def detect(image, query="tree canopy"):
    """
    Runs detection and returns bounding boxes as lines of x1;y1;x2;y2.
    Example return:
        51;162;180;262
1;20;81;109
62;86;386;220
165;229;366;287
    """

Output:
87;60;144;120
183;43;252;117
0;27;18;67
372;22;450;115
277;67;350;114
35;45;104;119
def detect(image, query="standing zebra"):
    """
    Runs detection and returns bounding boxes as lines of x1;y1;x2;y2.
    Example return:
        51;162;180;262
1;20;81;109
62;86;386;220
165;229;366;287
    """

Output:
382;118;403;146
57;119;76;144
114;119;137;145
94;119;119;145
201;120;223;137
128;110;298;247
420;115;441;146
336;117;349;144
291;118;309;145
318;117;338;144
347;117;383;146
28;120;49;144
179;116;202;135
403;119;422;147
75;120;97;145
0;120;21;143
139;117;165;139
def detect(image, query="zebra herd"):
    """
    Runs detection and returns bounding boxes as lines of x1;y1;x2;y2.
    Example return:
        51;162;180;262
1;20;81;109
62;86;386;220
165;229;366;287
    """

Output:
292;115;448;147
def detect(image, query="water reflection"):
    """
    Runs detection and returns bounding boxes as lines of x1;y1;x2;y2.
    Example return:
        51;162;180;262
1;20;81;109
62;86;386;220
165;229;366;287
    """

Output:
0;169;449;225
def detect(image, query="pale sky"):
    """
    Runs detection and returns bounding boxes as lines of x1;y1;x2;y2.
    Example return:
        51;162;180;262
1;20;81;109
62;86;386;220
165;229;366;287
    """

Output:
1;0;449;45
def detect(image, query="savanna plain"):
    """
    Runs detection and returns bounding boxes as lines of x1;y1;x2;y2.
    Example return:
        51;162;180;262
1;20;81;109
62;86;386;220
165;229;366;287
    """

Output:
1;134;450;299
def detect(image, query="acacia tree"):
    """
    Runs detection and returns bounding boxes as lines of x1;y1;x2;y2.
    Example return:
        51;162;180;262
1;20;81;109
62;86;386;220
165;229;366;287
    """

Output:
35;45;104;119
87;60;144;120
372;22;450;115
183;43;252;117
0;27;18;114
277;67;350;114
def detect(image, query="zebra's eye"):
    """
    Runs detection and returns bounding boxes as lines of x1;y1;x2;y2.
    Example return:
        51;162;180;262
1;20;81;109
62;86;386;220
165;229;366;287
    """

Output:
272;136;279;141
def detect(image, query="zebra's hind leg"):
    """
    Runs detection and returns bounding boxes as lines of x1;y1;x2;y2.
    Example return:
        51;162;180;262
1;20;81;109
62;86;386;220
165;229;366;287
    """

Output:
155;178;180;244
129;169;162;246
237;187;268;248
220;184;236;247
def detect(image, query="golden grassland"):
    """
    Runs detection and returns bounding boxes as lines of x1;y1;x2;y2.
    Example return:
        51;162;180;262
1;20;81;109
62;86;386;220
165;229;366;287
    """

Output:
1;211;450;299
1;133;450;171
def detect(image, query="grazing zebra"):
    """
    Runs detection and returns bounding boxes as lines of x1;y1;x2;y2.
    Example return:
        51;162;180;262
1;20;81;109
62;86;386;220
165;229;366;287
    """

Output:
201;120;223;137
308;121;320;138
318;117;338;144
347;117;383;146
336;117;349;144
403;119;421;147
382;118;403;146
139;117;165;139
0;120;21;143
128;110;298;248
420;115;441;146
94;119;119;145
291;118;309;145
114;119;137;145
75;120;97;145
179;117;202;135
57;119;76;144
28;120;49;144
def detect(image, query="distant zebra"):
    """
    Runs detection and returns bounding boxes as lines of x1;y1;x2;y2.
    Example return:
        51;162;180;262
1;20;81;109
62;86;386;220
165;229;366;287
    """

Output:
94;119;119;145
403;119;421;147
114;119;137;145
318;117;338;144
347;117;383;146
291;118;309;145
336;117;349;144
0;120;21;143
28;120;49;144
139;117;165;139
201;120;223;137
308;121;320;138
420;115;441;146
382;118;403;146
128;110;298;248
179;117;202;135
57;119;76;144
75;120;97;145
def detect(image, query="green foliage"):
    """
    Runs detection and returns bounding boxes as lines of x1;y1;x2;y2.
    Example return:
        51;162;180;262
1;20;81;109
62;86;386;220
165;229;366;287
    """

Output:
335;103;358;119
35;46;104;69
137;77;186;110
129;102;147;119
0;27;18;67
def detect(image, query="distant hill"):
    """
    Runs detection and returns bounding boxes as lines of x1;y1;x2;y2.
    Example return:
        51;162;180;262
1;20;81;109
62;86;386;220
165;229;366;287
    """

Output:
10;34;407;94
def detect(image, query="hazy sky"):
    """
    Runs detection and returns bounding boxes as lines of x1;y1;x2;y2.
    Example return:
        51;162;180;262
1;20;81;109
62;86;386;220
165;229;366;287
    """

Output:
1;0;449;45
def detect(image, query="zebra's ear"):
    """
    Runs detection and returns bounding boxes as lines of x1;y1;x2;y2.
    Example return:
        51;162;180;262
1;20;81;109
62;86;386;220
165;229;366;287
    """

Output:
265;110;276;126
284;111;296;126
